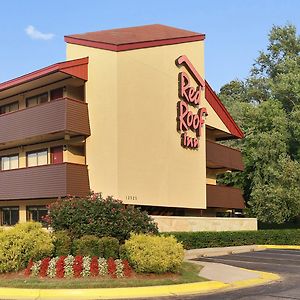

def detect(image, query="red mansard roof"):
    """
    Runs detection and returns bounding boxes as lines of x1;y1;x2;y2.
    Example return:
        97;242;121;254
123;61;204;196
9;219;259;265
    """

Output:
205;80;244;139
64;24;205;52
0;57;88;94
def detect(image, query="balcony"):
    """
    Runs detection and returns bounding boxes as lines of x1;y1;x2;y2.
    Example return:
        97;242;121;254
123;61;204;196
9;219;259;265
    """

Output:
206;140;244;171
0;163;90;200
0;98;90;150
206;184;245;209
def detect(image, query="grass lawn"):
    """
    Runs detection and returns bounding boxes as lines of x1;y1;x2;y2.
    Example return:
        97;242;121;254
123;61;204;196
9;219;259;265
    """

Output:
0;262;207;289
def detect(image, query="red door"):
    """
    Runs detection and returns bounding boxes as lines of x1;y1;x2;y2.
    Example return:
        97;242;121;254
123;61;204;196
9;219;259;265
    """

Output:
50;88;64;101
51;146;63;164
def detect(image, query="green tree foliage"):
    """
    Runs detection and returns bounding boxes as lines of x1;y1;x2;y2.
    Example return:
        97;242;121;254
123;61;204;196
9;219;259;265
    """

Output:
218;24;300;223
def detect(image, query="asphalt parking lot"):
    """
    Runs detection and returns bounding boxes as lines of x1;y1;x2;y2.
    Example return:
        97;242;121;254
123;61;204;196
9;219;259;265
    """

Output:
140;249;300;300
190;249;300;299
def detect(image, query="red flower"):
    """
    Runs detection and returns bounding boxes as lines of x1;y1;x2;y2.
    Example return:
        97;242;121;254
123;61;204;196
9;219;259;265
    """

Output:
90;257;99;277
39;257;51;278
73;256;83;278
24;259;34;277
56;256;66;278
107;258;117;278
122;260;133;277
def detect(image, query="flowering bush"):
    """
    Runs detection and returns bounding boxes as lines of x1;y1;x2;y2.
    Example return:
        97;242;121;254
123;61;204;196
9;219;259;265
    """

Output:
25;256;132;279
64;255;74;278
98;257;108;276
107;258;117;278
47;194;158;241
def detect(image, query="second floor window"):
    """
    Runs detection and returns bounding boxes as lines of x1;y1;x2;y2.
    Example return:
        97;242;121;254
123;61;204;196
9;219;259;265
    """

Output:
26;93;48;108
0;101;19;115
27;150;48;167
1;154;19;170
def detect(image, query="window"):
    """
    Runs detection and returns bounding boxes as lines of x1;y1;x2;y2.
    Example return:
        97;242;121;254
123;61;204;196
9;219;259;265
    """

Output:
27;206;48;226
50;88;64;100
1;154;19;170
26;93;48;108
0;101;19;115
27;150;48;167
1;207;19;226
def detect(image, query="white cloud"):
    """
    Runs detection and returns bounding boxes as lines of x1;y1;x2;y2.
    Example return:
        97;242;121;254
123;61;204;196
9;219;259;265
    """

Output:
25;25;54;41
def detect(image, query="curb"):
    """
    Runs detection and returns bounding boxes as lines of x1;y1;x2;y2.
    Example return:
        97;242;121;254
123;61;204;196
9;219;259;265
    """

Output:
0;270;280;300
259;245;300;250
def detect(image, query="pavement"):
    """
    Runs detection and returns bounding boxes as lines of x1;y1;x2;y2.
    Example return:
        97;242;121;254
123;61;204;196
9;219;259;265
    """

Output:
187;248;300;299
1;245;297;300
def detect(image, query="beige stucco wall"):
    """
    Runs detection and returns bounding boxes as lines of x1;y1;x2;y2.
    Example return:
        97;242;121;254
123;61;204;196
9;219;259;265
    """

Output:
66;40;233;209
67;45;119;198
152;216;258;232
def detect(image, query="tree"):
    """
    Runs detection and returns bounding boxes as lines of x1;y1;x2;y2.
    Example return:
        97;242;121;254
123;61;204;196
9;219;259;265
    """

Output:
218;24;300;224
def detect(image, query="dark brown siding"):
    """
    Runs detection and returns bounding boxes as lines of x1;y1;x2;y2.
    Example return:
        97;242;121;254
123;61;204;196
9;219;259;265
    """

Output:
206;184;245;209
0;163;90;200
206;140;244;171
0;98;90;146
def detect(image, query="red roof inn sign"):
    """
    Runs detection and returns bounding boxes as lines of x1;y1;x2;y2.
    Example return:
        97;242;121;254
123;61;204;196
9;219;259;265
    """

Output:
176;55;208;149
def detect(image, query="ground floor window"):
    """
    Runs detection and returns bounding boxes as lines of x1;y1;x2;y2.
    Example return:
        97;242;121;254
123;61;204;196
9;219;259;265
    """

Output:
1;207;19;226
26;206;48;225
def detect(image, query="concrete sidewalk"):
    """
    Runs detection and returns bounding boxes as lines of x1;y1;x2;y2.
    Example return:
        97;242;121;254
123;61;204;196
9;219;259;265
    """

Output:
185;245;267;284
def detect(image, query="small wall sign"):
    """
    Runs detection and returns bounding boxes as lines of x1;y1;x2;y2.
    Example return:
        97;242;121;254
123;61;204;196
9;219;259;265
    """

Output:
176;55;207;149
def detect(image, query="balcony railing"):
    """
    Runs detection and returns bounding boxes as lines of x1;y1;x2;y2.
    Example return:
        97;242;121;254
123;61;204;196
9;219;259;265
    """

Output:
206;140;244;171
206;184;245;209
0;98;90;148
0;163;90;200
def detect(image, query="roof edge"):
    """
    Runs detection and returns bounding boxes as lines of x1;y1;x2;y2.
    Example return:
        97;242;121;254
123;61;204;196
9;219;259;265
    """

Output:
0;57;89;93
205;80;244;139
64;35;205;52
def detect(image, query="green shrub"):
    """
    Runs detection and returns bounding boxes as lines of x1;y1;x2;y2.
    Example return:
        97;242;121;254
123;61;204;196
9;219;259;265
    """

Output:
119;244;128;260
165;229;300;249
101;237;119;259
72;235;103;257
124;234;184;274
52;230;72;256
0;222;53;273
48;194;158;241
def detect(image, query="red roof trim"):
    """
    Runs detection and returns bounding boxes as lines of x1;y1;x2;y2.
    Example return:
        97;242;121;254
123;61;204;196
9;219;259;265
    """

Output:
0;57;89;92
205;80;244;139
64;35;205;52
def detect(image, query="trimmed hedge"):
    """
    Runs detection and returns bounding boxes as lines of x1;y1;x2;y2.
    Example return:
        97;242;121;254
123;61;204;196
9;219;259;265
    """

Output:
164;229;300;249
101;237;119;259
124;234;184;273
52;231;72;256
72;235;103;257
0;222;53;273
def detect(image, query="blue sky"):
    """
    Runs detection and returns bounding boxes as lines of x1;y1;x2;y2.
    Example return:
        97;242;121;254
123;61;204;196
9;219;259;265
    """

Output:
0;0;299;91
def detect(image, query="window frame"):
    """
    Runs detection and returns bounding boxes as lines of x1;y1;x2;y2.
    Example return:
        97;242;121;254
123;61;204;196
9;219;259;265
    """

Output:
26;92;49;108
26;149;48;167
26;205;48;226
1;206;19;226
0;101;19;115
0;153;19;171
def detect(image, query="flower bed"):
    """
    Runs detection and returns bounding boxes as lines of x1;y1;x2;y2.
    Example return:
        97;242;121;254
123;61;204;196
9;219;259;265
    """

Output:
24;256;132;279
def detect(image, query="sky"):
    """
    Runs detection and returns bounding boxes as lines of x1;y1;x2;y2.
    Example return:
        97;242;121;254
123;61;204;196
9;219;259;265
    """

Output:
0;0;299;91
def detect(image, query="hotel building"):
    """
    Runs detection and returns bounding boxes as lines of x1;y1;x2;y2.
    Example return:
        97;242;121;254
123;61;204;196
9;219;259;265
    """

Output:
0;24;256;231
